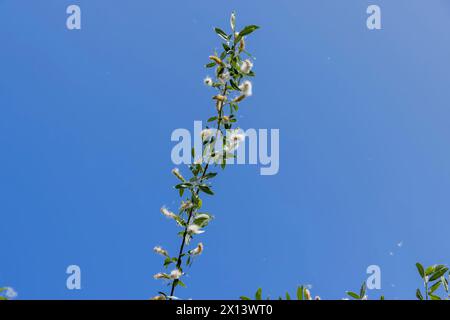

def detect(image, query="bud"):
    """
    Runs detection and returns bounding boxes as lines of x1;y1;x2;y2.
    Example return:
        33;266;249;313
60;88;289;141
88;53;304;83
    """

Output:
201;129;213;141
239;37;245;53
170;269;182;280
187;224;205;234
189;242;204;255
216;100;223;113
240;59;253;74
153;246;168;257
304;289;312;300
213;95;227;102
233;94;246;103
204;76;213;86
218;71;230;84
3;287;17;300
153;272;169;280
209;55;223;65
180;200;194;211
230;12;236;31
161;207;177;219
239;80;252;97
172;167;185;181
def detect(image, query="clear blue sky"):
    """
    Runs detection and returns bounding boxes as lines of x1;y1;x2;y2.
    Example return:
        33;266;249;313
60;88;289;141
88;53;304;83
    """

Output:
1;0;450;300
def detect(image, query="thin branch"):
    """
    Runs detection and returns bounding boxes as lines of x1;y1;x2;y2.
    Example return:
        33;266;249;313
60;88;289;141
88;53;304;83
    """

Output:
169;87;227;299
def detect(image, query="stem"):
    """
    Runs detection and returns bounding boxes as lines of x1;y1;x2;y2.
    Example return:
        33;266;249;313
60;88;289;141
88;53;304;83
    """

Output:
169;86;227;299
169;165;208;298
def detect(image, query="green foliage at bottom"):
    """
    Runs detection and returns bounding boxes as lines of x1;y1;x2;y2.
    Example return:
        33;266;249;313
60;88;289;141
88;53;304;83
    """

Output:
241;262;449;301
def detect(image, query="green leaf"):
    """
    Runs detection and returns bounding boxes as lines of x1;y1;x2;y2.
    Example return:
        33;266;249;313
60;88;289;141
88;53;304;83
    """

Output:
203;172;218;180
240;296;251;300
236;25;259;41
359;282;367;298
175;183;192;189
230;79;240;90
222;43;230;52
429;294;441;300
429;281;441;294
285;292;291;300
174;216;186;227
442;277;449;293
214;27;229;41
199;185;214;195
207;116;218;122
434;264;446;272
193;215;211;228
416;263;425;278
205;62;216;68
425;265;436;276
255;288;262;300
416;289;424;300
296;286;304;300
186;255;192;267
429;267;448;282
346;291;360;300
216;65;224;76
196;197;202;209
163;257;174;268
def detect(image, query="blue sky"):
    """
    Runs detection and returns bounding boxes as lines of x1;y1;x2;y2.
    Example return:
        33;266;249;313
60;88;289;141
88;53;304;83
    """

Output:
1;0;450;300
